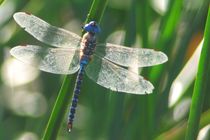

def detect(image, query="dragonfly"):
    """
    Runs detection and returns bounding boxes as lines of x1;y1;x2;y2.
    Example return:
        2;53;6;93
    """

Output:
10;12;168;132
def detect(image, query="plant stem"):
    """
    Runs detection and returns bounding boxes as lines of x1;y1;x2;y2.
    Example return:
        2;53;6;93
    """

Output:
85;0;108;24
185;7;210;140
42;75;76;140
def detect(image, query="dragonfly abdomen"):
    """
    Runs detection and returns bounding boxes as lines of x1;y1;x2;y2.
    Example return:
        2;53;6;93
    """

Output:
68;32;96;132
68;65;85;132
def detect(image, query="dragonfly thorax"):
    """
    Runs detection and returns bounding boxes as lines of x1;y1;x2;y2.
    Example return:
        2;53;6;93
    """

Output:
80;32;96;65
81;32;96;51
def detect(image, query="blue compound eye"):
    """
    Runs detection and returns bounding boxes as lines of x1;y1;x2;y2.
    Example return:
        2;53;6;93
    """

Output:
83;21;101;33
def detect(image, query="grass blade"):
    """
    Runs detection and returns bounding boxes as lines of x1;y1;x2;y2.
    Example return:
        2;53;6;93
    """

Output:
0;0;4;5
155;109;210;140
85;0;108;24
185;7;210;140
42;75;76;140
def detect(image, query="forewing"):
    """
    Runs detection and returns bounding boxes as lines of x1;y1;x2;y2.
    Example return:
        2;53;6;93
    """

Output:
13;12;81;48
85;55;154;94
95;43;168;67
10;45;80;74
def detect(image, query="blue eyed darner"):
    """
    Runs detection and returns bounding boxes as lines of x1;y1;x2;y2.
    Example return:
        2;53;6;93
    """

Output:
10;12;168;132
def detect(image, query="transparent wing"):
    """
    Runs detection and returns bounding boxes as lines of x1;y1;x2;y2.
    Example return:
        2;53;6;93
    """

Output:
13;12;81;48
10;45;80;74
85;55;154;94
95;43;168;67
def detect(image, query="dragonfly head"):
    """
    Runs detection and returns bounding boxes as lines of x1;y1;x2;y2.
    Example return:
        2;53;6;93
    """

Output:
83;21;101;34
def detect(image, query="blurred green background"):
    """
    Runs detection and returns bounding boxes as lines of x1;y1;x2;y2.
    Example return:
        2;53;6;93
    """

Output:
0;0;209;140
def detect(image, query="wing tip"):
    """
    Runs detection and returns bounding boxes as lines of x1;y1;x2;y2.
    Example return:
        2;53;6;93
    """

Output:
152;50;168;65
13;12;23;26
142;76;154;94
13;12;23;20
160;52;168;63
10;45;28;56
10;47;19;58
10;46;20;56
10;47;15;56
154;51;168;65
13;12;31;28
145;82;154;94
